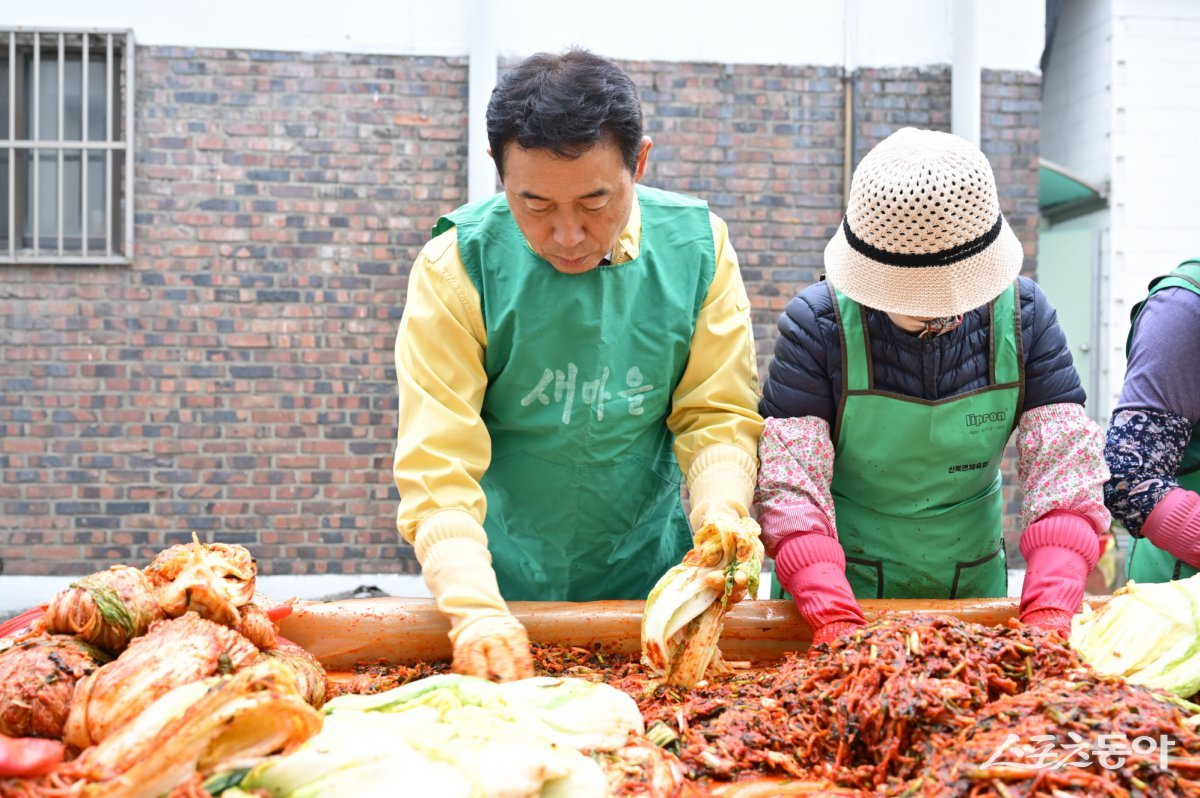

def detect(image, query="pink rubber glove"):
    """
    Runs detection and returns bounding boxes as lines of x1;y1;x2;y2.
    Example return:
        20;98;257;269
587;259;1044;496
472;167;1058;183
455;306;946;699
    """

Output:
1141;488;1200;569
1021;608;1074;637
775;532;866;647
811;620;864;647
1019;510;1101;631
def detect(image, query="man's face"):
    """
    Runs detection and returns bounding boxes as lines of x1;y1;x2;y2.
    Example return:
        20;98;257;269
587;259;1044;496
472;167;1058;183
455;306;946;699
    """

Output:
499;136;651;275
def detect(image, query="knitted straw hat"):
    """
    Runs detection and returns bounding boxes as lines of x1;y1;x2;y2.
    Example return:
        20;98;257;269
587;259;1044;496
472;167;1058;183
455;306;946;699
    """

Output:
824;127;1024;318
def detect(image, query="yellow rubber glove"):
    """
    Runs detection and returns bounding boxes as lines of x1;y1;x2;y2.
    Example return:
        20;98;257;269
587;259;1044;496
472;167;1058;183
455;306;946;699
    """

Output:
449;612;533;681
687;443;757;528
415;511;534;682
686;443;761;603
692;515;765;605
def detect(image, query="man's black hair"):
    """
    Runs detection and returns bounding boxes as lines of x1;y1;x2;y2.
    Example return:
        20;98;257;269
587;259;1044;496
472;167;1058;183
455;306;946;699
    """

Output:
487;49;644;179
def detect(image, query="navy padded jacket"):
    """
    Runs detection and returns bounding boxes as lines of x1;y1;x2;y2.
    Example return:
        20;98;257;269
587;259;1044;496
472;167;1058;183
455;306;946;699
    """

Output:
760;276;1086;427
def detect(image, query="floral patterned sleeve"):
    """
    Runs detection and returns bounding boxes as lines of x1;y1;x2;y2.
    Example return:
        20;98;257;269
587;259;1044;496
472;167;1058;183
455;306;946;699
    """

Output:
753;416;837;558
1103;408;1193;536
1017;403;1111;534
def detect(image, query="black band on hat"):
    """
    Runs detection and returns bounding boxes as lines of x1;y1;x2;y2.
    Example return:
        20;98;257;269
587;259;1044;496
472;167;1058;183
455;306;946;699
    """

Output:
842;214;1004;268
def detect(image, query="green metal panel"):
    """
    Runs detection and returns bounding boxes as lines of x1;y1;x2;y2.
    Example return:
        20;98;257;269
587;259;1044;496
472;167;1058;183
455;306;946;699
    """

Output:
1037;228;1098;419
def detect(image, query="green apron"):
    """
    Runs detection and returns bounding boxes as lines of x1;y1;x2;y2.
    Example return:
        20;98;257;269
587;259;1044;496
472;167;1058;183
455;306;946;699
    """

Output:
1124;259;1200;583
774;281;1023;600
433;185;715;601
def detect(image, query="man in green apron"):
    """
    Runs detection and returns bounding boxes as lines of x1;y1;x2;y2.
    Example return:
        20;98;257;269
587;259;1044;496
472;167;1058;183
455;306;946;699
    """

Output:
393;50;763;681
756;128;1111;645
1105;260;1200;582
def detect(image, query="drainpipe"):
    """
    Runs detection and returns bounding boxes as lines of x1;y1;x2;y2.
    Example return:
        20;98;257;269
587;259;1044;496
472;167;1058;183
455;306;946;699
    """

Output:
951;0;980;146
468;0;498;202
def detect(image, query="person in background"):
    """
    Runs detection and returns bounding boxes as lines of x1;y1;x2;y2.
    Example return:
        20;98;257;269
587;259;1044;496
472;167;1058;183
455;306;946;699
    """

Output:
1104;260;1200;583
393;49;763;681
755;128;1110;644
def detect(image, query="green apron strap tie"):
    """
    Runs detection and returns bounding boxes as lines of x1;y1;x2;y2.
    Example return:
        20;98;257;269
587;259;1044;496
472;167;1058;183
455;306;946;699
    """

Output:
991;279;1020;386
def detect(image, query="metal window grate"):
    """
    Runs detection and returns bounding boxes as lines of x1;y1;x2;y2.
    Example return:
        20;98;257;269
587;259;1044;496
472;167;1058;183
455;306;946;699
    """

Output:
0;28;134;265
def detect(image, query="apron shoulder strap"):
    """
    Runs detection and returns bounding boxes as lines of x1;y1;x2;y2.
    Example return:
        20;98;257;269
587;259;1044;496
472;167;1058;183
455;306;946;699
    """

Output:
990;280;1020;384
989;280;1024;426
831;283;870;392
829;282;869;449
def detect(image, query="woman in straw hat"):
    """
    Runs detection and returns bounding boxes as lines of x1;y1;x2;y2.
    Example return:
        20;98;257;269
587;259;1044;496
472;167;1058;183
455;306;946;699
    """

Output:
754;128;1110;644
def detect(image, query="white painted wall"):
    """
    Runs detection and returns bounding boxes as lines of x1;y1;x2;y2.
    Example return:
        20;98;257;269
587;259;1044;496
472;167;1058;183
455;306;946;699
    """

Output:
8;0;1044;70
1040;0;1115;418
1042;0;1200;417
1040;0;1112;187
1104;0;1200;410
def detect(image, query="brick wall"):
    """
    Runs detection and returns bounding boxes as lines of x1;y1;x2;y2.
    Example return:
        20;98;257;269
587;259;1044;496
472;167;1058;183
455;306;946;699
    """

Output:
1;48;468;575
0;49;1041;576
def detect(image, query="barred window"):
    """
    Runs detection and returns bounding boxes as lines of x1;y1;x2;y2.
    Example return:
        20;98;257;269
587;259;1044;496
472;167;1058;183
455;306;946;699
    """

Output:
0;29;134;265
